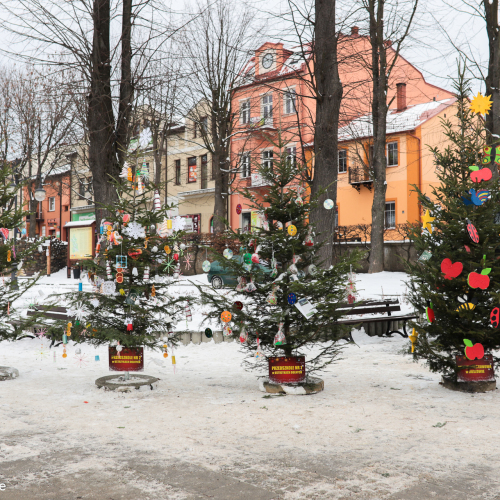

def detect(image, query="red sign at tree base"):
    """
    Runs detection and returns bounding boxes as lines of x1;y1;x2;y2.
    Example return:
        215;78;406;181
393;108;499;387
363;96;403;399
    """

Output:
268;356;306;383
456;354;495;382
109;346;144;371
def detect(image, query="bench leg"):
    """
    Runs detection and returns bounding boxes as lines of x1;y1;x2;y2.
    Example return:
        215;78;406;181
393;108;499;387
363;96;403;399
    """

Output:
384;319;409;338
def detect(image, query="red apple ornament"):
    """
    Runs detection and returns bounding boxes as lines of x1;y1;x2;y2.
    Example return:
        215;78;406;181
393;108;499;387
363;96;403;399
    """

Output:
469;165;493;182
441;258;463;280
464;339;484;360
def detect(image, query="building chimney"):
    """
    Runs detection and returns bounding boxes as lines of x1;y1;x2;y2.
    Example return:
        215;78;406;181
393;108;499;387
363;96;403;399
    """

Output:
351;26;359;36
396;83;407;112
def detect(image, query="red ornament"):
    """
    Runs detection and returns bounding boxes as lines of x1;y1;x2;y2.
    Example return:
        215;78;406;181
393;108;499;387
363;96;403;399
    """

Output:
470;168;492;183
173;253;179;261
234;301;243;310
468;266;491;289
440;258;463;280
464;245;471;253
490;307;499;327
466;219;479;243
251;253;260;263
464;339;484;360
426;306;435;323
236;204;242;215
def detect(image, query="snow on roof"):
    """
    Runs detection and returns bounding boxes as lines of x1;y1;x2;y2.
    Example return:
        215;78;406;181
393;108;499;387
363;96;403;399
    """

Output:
64;220;95;228
338;98;456;141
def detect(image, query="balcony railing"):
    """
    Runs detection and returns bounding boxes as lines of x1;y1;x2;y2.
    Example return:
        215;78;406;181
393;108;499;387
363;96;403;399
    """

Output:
251;173;270;187
348;167;373;191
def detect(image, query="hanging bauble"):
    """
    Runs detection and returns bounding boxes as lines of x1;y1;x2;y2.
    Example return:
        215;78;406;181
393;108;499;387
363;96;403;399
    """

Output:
153;190;161;212
180;243;186;251
243;263;252;272
236;276;247;291
289;264;298;274
239;327;248;343
234;301;243;310
236;204;242;215
221;310;232;323
205;328;213;338
297;270;306;280
288;225;297;236
132;267;138;276
173;253;179;261
202;260;211;272
223;324;232;336
164;245;171;254
251;253;260;264
223;248;233;259
123;214;131;223
288;292;297;305
307;264;317;276
324;199;334;209
243;253;252;264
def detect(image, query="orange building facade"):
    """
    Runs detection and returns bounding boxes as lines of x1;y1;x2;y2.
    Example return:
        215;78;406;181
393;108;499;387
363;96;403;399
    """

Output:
24;167;71;240
229;31;455;235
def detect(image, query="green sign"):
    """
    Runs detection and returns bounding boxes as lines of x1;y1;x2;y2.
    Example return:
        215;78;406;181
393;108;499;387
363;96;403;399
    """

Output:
72;212;95;222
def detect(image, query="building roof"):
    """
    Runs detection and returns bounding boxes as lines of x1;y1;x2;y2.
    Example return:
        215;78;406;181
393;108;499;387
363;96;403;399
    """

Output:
338;98;456;142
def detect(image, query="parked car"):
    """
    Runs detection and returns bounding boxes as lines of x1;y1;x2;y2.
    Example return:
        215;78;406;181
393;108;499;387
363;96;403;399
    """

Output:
207;255;274;289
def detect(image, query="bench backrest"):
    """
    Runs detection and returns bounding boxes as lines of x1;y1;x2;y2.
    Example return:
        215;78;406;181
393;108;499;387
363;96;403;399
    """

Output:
338;300;401;316
27;306;70;321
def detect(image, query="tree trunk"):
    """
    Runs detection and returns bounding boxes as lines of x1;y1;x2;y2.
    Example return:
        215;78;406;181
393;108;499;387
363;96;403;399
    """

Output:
213;145;227;233
483;0;500;179
368;0;388;273
310;0;342;267
116;0;133;168
88;0;119;227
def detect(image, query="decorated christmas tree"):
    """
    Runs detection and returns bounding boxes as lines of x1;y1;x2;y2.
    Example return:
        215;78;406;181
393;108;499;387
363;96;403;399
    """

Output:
407;73;500;385
197;144;359;382
56;170;191;357
0;162;41;341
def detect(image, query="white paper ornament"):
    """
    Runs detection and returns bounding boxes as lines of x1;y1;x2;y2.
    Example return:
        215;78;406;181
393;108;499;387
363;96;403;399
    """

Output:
152;246;158;253
123;221;145;239
132;267;138;276
153;190;161;212
119;164;129;179
180;243;186;251
102;281;116;295
139;128;152;149
144;266;150;281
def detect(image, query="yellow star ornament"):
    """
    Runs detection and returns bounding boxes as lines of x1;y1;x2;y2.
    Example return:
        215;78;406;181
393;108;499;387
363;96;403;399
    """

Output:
470;92;492;115
421;210;435;234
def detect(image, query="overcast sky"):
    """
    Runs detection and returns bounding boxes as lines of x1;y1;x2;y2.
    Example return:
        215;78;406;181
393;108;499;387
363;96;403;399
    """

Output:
0;0;491;94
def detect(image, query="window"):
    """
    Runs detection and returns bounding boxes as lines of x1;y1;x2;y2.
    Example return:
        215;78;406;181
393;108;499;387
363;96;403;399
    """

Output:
284;89;297;114
385;201;396;229
175;159;181;185
338;149;347;173
286;147;296;166
240;100;250;124
79;179;85;198
48;197;56;212
241;212;251;233
188;157;197;183
387;141;398;166
262;150;273;169
262;94;273;121
241;154;251;178
201;116;208;134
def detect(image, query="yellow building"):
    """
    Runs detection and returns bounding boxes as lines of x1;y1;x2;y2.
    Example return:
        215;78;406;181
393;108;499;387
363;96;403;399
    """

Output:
336;96;457;236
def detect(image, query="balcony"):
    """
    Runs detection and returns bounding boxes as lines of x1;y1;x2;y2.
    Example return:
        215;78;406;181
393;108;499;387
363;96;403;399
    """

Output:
251;173;270;187
348;167;373;192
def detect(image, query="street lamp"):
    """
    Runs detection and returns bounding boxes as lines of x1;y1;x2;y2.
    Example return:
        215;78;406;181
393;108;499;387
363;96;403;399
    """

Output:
34;185;46;202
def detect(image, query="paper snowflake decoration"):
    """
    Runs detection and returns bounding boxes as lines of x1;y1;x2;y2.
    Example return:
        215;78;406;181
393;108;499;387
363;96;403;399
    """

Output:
163;257;176;274
123;221;145;239
146;326;154;335
183;253;192;270
74;353;89;368
101;281;116;296
34;328;47;339
470;93;492;115
139;128;152;149
172;216;185;232
67;302;89;321
90;298;100;308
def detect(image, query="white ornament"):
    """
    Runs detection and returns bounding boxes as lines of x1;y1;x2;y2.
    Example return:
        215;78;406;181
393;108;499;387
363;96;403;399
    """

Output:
324;199;334;210
139;127;152;149
180;243;186;251
101;281;116;296
132;267;138;276
67;302;89;321
90;298;100;308
172;216;185;232
153;190;161;212
152;246;158;253
119;163;129;179
123;221;145;240
144;266;150;281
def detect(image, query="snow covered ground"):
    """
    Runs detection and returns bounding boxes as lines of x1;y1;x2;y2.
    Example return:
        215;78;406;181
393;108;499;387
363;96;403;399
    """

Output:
1;271;499;499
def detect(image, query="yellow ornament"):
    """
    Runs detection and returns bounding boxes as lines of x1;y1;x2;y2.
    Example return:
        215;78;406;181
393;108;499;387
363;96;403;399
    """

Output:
409;328;418;353
164;245;171;254
119;289;125;295
151;285;156;297
421;210;435;234
172;355;176;365
288;224;297;236
166;219;173;229
7;250;11;262
127;167;133;182
470;92;492;115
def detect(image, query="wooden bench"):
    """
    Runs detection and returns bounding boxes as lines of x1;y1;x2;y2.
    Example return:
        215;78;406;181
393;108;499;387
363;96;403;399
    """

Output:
337;299;419;339
19;305;71;346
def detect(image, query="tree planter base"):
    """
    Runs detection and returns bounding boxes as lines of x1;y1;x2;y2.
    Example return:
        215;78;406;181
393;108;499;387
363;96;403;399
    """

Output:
259;376;324;395
441;376;496;393
95;374;159;392
0;366;19;381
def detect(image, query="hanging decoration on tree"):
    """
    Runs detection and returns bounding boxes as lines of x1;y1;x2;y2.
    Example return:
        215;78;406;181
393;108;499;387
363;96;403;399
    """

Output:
421;210;435;234
287;224;297;236
223;247;233;259
324;199;334;210
466;219;479;243
236;204;242;215
440;258;463;280
274;322;285;346
144;266;150;282
124;317;133;331
106;261;112;280
467;259;491;289
185;302;192;322
469;92;492;115
409;328;418;353
205;328;213;338
469;188;490;206
239;326;248;343
123;221;145;240
153;190;161;212
221;310;232;323
469;165;492;182
490;307;499;327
